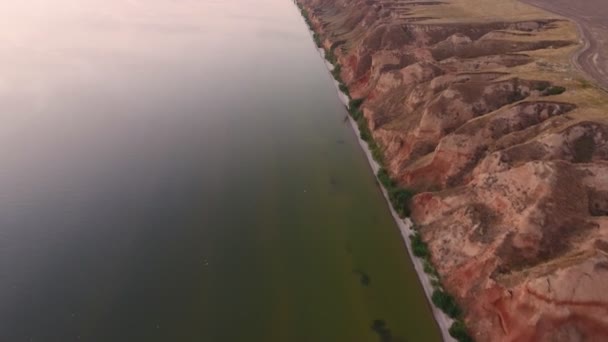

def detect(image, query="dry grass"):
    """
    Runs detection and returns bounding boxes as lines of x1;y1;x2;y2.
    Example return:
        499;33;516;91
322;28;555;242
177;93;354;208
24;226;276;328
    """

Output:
407;0;555;23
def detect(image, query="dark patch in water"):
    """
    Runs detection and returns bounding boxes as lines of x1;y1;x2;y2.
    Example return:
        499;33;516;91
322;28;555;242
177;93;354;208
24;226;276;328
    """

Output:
371;320;406;341
353;269;371;287
371;320;392;341
329;176;338;186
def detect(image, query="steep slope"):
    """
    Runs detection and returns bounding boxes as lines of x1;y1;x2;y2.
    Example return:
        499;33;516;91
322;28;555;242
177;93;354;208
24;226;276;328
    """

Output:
297;0;608;341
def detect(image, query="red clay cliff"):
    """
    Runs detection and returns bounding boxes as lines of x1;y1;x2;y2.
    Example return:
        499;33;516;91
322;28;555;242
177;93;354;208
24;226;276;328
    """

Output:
298;0;608;340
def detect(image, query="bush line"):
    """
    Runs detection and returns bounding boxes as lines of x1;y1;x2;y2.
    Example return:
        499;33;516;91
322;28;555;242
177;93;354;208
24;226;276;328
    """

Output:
410;230;473;341
296;4;473;340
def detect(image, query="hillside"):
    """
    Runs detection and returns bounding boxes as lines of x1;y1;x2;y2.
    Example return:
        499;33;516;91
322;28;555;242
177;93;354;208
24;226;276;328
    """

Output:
297;0;608;340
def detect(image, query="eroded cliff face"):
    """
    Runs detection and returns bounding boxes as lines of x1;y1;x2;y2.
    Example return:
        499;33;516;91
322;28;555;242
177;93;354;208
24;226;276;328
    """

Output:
297;0;608;340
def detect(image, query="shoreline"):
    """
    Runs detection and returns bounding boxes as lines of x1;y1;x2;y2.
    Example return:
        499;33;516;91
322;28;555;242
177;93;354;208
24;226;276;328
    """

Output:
315;45;456;341
294;0;608;339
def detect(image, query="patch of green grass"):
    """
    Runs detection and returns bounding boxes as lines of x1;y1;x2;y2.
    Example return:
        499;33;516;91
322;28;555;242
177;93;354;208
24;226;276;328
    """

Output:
533;82;549;91
543;85;566;96
579;79;592;89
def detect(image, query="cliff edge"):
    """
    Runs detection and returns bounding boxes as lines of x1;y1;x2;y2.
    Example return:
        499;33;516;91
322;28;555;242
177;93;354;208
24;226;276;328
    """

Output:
297;0;608;340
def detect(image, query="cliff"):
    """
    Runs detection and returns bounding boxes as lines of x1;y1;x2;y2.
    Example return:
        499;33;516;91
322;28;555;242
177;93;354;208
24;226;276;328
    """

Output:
296;0;608;341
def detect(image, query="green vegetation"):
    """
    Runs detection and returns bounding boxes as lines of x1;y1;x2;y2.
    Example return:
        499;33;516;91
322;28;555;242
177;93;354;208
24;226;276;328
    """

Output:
371;147;384;165
313;32;322;47
339;83;350;96
431;289;462;319
296;4;472;339
388;188;413;217
579;79;592;89
449;320;474;342
357;117;372;141
349;98;364;110
544;85;566;96
423;260;439;277
377;168;395;189
349;106;363;121
332;64;342;80
410;232;430;259
410;231;472;340
297;2;321;48
325;48;337;65
348;100;414;216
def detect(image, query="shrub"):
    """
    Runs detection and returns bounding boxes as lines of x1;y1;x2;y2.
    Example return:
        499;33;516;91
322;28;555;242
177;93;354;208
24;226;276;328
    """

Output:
313;32;321;47
388;188;414;217
357;117;372;142
332;64;342;80
449;320;473;342
410;233;429;258
325;49;337;65
377;168;395;189
349;98;364;110
350;109;363;120
423;260;439;277
371;145;384;164
338;83;350;96
431;289;462;319
544;86;566;96
359;128;371;141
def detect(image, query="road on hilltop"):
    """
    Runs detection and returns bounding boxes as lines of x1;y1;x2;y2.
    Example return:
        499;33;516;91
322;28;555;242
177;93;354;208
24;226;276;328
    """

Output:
522;0;608;90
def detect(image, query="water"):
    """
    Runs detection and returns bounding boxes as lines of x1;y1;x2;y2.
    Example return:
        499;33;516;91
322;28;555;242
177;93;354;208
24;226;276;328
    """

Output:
0;1;441;341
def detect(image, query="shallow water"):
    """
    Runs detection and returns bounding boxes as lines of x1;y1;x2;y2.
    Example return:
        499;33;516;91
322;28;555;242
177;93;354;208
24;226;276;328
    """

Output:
0;1;441;341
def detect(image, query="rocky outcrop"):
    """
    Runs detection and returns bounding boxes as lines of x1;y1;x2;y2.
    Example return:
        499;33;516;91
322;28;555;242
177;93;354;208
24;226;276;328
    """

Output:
298;0;608;340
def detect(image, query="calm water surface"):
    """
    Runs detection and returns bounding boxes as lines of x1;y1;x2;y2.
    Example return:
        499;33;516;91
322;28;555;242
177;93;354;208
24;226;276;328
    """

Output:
0;0;440;341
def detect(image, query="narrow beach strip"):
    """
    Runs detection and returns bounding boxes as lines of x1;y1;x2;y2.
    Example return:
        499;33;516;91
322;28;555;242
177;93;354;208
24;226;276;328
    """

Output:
317;45;456;342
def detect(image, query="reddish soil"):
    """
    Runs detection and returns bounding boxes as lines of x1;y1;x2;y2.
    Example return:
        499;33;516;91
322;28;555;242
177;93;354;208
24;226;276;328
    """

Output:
298;0;608;340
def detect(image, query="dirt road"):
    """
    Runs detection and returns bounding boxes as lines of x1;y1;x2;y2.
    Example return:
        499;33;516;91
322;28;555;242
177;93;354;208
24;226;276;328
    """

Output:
521;0;608;90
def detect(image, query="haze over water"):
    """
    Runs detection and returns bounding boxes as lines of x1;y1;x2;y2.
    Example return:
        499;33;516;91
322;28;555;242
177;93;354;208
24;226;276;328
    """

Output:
0;0;440;341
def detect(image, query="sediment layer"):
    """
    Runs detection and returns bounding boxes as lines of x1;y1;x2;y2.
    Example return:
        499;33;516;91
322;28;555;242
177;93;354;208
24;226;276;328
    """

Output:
297;0;608;341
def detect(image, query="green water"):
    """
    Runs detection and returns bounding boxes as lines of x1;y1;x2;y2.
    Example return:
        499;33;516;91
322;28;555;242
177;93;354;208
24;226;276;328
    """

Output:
0;0;440;341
